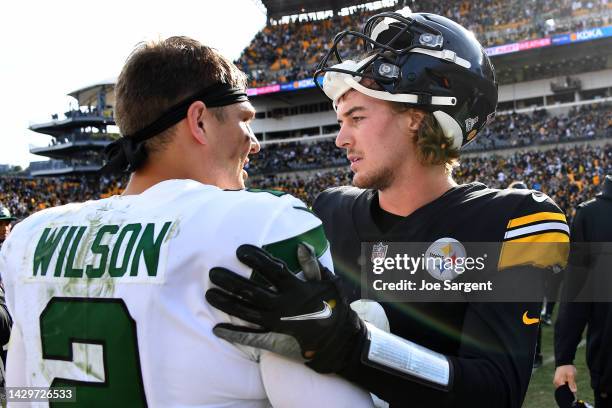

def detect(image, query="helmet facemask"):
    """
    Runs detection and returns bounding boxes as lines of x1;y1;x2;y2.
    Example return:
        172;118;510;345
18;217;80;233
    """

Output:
316;12;444;86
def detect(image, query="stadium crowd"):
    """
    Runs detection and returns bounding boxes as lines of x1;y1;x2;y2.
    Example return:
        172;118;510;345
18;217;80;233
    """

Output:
236;0;611;87
1;141;609;227
2;103;610;225
247;103;611;174
248;138;348;174
0;177;125;220
466;103;611;151
254;142;612;225
495;54;609;84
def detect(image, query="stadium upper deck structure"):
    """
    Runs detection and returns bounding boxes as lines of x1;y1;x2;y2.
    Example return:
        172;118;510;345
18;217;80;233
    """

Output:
26;0;612;176
28;80;117;176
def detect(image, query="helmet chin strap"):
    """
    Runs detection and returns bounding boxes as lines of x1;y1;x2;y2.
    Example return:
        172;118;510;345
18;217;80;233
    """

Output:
323;53;459;110
328;75;462;149
342;76;457;107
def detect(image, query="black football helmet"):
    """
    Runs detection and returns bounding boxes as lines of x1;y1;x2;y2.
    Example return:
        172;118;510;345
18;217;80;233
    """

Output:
314;8;498;149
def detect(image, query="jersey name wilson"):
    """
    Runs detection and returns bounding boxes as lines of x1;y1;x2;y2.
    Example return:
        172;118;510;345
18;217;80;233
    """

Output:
32;221;173;279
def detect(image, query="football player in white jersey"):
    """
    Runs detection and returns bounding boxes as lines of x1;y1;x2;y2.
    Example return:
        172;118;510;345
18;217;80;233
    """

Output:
0;36;377;407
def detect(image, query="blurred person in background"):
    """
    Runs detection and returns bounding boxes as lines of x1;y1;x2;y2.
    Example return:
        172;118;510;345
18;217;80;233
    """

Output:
554;175;612;408
0;205;14;396
0;205;16;248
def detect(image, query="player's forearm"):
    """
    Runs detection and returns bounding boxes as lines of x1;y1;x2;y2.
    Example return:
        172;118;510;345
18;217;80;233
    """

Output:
336;327;523;408
554;302;589;365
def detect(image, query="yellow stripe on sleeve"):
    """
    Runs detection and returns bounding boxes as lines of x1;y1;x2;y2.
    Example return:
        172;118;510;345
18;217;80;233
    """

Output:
506;231;569;243
507;212;567;229
498;232;569;270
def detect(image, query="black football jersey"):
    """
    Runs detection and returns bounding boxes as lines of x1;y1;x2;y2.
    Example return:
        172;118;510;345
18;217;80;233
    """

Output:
313;182;569;408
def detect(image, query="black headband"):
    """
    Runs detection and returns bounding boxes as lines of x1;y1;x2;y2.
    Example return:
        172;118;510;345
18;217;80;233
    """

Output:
102;83;249;173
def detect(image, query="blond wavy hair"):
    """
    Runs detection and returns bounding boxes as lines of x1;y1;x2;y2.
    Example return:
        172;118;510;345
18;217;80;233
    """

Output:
390;102;459;174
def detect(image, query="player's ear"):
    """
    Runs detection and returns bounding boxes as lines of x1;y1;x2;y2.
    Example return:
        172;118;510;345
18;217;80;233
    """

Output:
187;101;208;145
405;108;425;132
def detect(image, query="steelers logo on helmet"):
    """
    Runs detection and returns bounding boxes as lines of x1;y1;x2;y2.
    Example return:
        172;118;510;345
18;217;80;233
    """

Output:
314;8;498;150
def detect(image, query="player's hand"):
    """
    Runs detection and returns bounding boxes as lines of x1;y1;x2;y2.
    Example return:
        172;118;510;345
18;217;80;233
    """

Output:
206;243;363;373
554;365;578;392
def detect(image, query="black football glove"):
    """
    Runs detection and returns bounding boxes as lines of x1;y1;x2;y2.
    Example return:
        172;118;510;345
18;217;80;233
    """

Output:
206;243;363;373
555;384;594;408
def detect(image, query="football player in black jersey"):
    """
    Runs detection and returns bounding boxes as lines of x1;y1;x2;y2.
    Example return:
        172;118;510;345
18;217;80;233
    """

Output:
206;9;570;408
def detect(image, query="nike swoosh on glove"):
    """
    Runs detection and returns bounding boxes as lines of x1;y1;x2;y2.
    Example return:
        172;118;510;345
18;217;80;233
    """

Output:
206;243;364;373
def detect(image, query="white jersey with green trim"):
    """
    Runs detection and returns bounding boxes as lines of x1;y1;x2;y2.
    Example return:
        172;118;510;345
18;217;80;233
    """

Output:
0;179;374;408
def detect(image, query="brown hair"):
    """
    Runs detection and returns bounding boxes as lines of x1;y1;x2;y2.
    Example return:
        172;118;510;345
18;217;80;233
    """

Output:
114;36;248;153
389;102;459;174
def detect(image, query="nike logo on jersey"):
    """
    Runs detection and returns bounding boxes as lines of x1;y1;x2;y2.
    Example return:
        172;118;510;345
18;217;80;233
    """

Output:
280;301;333;321
522;311;540;325
531;192;548;203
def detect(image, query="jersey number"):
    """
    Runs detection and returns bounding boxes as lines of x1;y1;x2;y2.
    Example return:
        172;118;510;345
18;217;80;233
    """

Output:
40;298;147;407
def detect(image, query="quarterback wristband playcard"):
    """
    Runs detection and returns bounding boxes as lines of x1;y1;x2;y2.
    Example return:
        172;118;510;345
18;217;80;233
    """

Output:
362;322;452;391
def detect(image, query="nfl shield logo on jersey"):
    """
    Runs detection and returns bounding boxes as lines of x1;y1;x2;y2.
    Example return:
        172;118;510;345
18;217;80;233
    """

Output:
371;242;388;263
